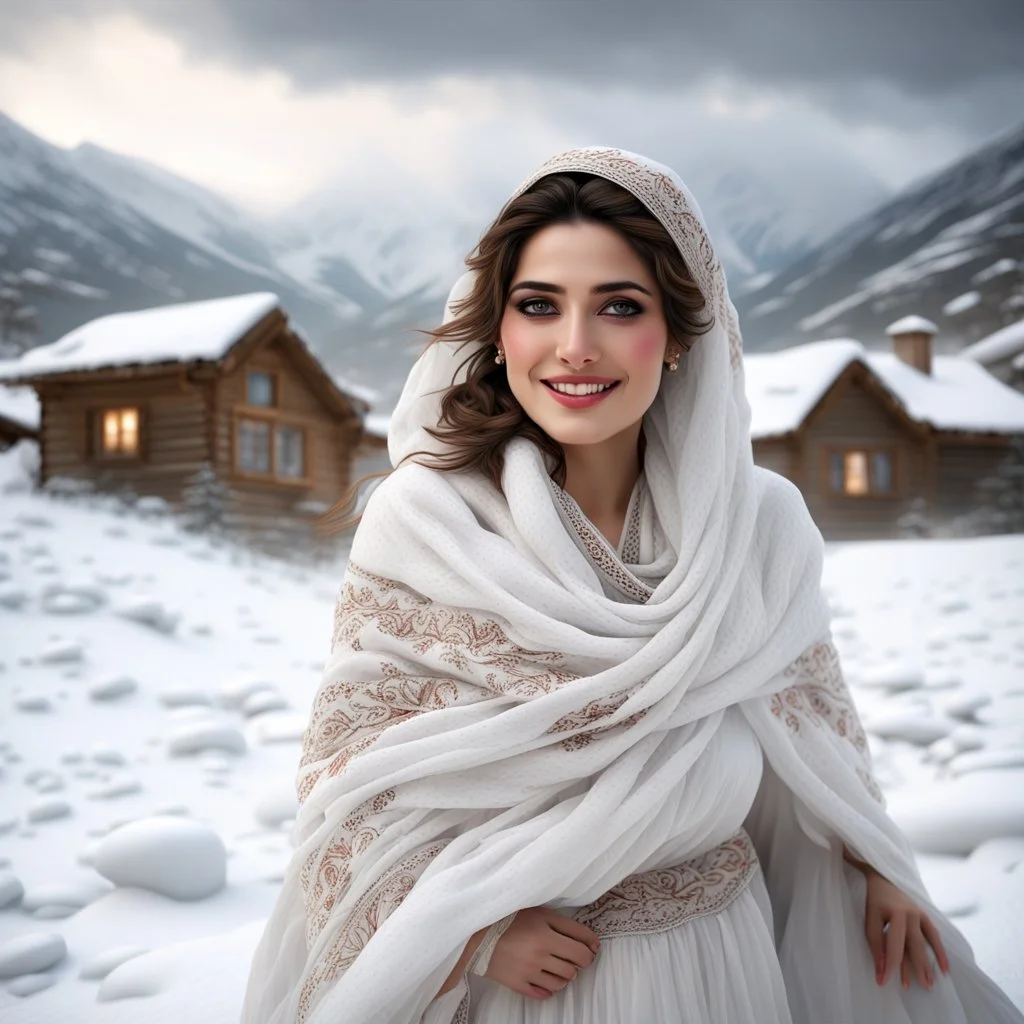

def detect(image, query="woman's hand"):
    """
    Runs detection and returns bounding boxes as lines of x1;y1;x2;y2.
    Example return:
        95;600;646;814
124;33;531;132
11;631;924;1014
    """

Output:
484;906;600;1000
862;868;951;990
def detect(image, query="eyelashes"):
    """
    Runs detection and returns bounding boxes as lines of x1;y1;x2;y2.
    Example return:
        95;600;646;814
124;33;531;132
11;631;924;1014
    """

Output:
514;298;643;319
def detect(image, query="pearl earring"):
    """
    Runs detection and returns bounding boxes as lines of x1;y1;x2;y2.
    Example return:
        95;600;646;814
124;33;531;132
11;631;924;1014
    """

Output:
666;352;680;372
494;347;505;365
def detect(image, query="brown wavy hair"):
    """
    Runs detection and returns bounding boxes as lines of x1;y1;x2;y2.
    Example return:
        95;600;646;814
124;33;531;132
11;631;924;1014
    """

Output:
320;172;714;535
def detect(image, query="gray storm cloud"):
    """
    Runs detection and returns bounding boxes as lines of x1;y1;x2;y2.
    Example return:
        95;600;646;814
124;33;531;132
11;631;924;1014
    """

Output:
1;0;1021;99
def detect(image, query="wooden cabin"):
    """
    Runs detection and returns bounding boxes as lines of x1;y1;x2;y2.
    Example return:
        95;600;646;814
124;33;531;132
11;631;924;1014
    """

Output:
746;316;1024;540
0;386;39;451
0;293;368;540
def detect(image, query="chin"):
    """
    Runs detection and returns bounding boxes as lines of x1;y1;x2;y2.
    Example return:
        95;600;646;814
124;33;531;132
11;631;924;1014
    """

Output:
536;420;623;448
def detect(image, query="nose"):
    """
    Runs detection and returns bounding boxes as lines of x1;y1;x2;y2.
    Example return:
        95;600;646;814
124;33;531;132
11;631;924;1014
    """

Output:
556;308;600;369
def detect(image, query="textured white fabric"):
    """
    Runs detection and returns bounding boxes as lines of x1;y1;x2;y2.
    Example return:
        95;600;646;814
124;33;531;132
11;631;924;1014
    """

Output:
242;148;1024;1024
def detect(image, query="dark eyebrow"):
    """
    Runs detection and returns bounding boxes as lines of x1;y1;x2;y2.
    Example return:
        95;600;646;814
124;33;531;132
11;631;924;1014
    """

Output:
508;279;653;298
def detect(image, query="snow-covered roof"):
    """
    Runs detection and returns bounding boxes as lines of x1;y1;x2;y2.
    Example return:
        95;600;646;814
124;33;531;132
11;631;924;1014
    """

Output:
364;413;391;439
960;318;1024;366
886;315;938;336
0;384;40;430
0;293;280;381
743;340;863;440
866;352;1024;433
743;338;1024;438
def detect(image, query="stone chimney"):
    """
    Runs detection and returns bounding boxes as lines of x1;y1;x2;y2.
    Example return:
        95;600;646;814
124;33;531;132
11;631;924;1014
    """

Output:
885;315;937;375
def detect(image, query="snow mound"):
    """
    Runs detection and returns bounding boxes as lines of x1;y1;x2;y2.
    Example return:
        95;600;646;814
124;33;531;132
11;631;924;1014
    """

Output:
158;686;213;708
26;798;72;824
889;769;1024;854
115;598;180;635
7;972;58;997
87;676;136;702
0;871;24;908
39;583;107;616
94;817;227;900
21;879;112;914
0;933;66;978
249;712;306;745
253;789;299;830
79;945;149;981
167;718;247;757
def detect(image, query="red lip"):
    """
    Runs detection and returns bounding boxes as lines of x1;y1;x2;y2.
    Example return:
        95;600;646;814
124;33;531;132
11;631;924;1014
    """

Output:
542;375;620;384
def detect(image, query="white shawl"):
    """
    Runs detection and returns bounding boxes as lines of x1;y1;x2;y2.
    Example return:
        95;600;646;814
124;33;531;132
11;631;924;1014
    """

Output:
242;148;1020;1024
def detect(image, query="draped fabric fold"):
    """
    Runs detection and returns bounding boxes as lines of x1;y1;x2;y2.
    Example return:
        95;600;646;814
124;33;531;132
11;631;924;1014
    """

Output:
242;148;1023;1024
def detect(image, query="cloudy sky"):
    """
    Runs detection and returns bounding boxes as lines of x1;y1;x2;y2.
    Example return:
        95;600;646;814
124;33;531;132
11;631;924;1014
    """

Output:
0;0;1021;222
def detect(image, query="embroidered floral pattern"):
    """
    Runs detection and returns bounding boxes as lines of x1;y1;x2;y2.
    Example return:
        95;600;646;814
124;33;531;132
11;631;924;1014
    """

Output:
770;641;883;804
297;841;450;1024
572;830;758;938
507;148;743;370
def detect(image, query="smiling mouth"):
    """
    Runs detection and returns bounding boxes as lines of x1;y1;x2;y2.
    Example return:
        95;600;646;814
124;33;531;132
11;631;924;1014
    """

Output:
542;380;621;396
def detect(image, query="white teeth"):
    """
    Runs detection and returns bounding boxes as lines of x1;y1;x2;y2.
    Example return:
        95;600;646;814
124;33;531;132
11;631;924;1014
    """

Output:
549;382;615;396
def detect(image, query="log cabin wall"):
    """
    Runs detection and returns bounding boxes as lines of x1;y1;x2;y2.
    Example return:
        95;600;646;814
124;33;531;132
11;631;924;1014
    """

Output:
213;336;361;536
798;368;927;540
36;373;210;502
933;439;1011;522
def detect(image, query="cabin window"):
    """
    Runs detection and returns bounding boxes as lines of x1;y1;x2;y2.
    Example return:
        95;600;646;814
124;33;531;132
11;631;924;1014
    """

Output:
275;425;305;479
238;419;271;474
235;417;308;482
828;449;894;497
99;408;140;456
246;371;275;407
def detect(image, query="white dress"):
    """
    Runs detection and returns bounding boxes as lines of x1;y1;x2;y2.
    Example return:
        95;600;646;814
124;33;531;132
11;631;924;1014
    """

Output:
423;475;1020;1024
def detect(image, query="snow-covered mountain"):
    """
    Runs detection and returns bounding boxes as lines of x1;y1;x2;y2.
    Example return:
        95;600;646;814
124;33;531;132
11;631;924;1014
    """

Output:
683;147;891;282
0;114;360;349
737;122;1024;351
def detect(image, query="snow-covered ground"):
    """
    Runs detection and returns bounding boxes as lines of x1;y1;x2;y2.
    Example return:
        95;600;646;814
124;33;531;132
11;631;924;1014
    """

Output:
1;441;1022;1020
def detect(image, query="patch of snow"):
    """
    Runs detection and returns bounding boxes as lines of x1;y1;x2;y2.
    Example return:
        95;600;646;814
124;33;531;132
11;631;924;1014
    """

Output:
0;872;24;908
114;598;180;635
886;314;938;336
0;387;39;432
0;293;279;382
167;718;247;757
743;339;863;438
88;676;138;701
961;318;1024;365
972;258;1018;285
94;817;227;900
79;944;149;981
0;933;66;978
942;291;981;316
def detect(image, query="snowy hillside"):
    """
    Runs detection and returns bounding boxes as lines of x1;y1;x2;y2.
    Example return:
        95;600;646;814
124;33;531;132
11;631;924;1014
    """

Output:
0;115;353;348
0;441;1022;1019
737;121;1024;351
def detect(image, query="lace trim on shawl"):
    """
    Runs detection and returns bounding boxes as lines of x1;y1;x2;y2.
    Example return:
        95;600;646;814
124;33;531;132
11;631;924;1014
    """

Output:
571;829;758;939
769;640;884;804
549;477;653;604
507;148;743;370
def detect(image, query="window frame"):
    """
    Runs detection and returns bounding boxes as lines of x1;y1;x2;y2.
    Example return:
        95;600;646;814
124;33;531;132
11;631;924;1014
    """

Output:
823;445;900;500
245;369;278;409
92;405;144;462
231;409;313;488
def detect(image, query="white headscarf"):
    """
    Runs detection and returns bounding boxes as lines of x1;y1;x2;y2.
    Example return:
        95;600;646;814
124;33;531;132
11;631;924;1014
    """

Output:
243;148;1021;1024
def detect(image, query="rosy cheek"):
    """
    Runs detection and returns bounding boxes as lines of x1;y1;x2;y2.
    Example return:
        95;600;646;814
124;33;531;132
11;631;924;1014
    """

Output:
499;313;536;363
628;328;667;365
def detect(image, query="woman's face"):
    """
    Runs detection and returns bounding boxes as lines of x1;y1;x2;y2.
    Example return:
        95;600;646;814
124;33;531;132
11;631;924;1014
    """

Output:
499;220;675;449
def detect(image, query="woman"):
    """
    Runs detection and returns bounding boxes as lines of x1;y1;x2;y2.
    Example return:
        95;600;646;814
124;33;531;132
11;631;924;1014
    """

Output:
242;148;1024;1024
